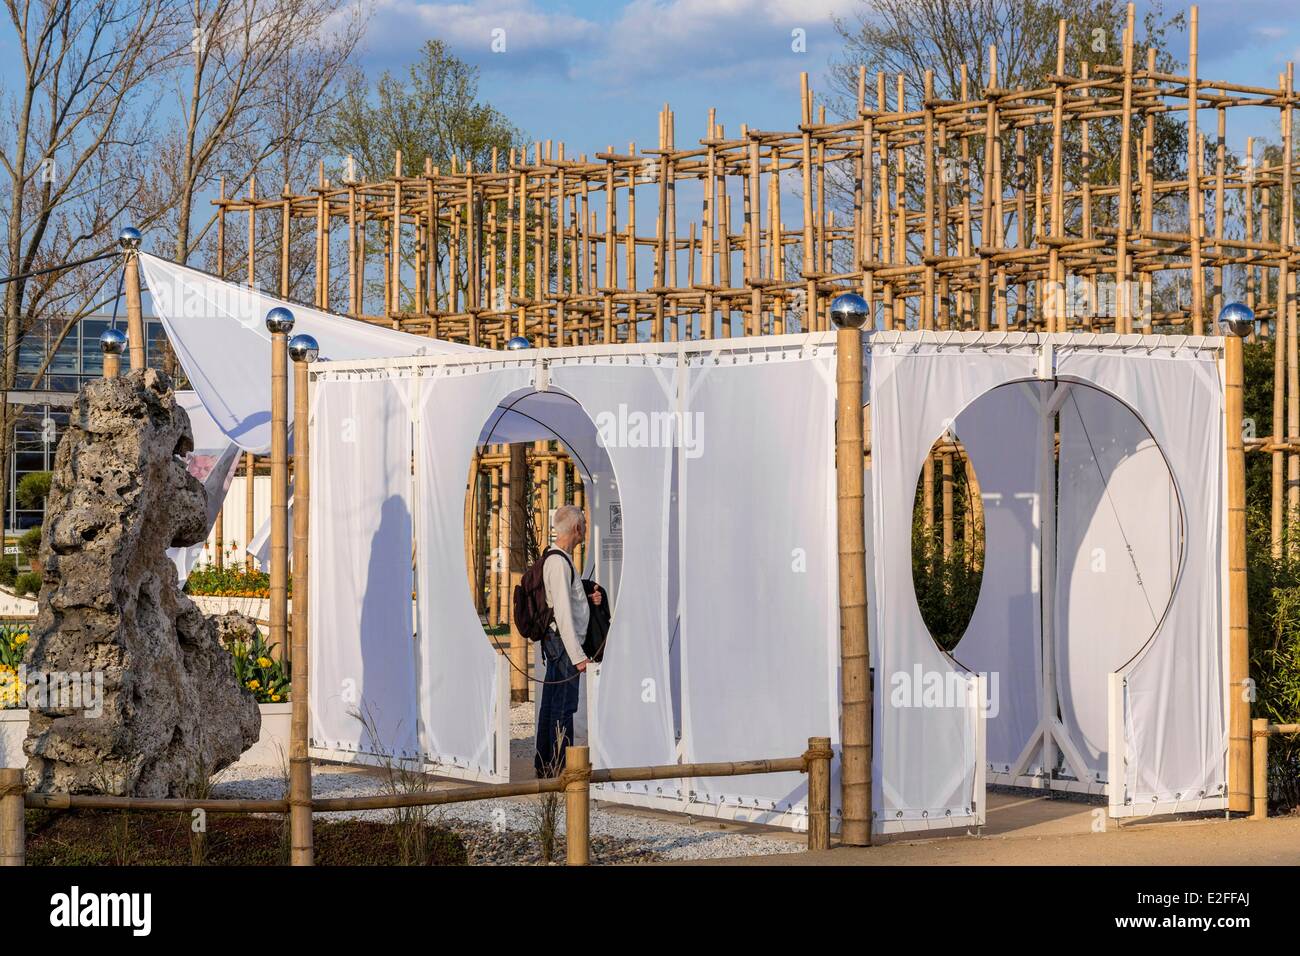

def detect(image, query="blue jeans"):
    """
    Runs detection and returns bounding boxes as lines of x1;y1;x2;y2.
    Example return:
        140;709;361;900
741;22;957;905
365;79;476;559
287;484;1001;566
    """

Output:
535;631;580;777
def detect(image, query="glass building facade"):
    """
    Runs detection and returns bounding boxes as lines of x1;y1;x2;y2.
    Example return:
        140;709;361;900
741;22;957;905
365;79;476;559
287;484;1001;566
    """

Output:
8;314;169;532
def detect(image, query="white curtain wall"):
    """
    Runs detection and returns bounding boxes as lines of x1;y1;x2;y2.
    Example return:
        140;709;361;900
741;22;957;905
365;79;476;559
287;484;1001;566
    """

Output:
677;349;840;826
309;375;420;762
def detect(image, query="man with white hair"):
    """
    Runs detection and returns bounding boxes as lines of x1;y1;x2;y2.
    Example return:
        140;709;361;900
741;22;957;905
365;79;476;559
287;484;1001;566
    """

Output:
534;503;600;775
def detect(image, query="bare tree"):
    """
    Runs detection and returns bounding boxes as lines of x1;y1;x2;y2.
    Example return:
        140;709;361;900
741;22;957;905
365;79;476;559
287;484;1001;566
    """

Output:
158;0;369;269
0;0;183;528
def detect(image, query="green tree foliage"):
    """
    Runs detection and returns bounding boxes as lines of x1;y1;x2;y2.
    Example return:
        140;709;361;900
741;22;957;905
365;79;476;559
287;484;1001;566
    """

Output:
325;40;525;313
16;471;51;511
328;40;523;183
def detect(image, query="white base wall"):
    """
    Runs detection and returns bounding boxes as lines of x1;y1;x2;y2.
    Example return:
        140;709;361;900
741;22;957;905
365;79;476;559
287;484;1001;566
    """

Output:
1;702;291;772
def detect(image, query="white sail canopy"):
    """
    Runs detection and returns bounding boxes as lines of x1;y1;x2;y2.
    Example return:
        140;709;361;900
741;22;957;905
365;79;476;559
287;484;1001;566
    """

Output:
139;254;483;454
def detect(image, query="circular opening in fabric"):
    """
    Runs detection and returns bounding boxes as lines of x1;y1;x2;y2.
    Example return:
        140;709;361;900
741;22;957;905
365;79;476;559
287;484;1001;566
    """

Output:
910;432;985;652
912;380;1184;673
464;388;621;655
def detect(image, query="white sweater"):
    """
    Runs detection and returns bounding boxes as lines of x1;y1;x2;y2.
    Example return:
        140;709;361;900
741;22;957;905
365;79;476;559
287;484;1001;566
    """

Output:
543;551;589;666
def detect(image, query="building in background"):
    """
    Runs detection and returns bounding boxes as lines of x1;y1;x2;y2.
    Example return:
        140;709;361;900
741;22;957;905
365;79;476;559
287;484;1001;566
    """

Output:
7;313;169;533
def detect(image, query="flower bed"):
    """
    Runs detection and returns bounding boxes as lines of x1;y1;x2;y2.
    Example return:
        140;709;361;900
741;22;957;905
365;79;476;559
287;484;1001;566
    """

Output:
183;562;285;599
0;624;30;708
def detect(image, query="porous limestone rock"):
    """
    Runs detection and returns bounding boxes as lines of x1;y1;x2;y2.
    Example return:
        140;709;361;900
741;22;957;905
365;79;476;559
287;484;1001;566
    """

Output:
23;368;260;796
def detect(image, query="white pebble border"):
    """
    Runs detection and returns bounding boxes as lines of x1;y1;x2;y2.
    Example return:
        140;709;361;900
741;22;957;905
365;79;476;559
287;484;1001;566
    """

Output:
213;704;805;864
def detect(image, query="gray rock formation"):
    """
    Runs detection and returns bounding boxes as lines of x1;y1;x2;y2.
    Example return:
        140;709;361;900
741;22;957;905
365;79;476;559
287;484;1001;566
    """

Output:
23;368;260;796
209;610;263;650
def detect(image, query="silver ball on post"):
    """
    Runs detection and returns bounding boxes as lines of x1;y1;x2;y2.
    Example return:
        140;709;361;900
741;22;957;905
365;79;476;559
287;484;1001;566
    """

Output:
1218;301;1254;338
99;327;127;355
99;327;127;380
505;335;531;350
266;306;296;335
830;292;870;331
117;225;142;250
288;333;319;363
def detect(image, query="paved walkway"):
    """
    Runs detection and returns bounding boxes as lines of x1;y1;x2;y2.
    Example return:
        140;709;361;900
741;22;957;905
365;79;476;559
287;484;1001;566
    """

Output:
690;792;1300;865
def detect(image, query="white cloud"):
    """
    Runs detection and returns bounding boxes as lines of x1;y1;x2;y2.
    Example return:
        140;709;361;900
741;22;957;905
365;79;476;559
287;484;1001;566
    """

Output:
364;0;856;85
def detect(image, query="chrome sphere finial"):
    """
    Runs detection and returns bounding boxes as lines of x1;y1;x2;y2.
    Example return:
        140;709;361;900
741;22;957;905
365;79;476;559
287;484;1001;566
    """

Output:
505;336;531;350
830;292;870;330
289;333;319;363
99;327;127;355
117;225;142;250
1218;301;1254;338
265;306;295;334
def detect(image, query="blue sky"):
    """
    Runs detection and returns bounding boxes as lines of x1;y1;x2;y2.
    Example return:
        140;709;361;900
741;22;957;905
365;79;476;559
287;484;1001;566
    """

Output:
354;0;1300;159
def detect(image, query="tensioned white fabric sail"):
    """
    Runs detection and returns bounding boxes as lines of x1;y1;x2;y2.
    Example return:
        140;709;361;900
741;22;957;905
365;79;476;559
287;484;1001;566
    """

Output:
138;254;482;455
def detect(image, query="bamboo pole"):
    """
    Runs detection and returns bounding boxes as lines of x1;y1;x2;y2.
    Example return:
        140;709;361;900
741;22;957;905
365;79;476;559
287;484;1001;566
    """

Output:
1251;717;1268;820
123;246;145;371
1224;326;1252;814
834;303;871;847
0;768;23;866
245;451;256;572
805;736;832;852
268;309;292;672
564;745;591;866
290;337;316;865
508;443;529;702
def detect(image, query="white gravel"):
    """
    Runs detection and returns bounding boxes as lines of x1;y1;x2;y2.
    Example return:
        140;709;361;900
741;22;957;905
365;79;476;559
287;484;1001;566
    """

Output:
213;704;805;864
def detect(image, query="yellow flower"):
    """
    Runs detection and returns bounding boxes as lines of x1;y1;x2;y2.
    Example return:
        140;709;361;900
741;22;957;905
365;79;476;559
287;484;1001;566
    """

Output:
247;679;260;691
256;656;272;668
270;694;280;702
14;632;28;645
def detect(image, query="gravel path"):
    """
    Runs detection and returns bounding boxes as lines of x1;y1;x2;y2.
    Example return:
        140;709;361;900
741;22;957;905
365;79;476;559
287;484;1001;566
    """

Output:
214;704;804;865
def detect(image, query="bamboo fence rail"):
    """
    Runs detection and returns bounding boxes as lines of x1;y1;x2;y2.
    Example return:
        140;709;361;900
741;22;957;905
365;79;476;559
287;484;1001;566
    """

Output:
0;738;834;866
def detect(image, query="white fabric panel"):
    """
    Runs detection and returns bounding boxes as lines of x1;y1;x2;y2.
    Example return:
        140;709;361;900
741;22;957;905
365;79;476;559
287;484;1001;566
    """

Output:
547;360;678;792
196;474;271;563
870;338;1040;824
1054;346;1225;806
950;384;1044;772
1055;384;1178;779
168;390;242;581
309;376;419;760
139;254;481;454
678;354;838;822
415;366;534;779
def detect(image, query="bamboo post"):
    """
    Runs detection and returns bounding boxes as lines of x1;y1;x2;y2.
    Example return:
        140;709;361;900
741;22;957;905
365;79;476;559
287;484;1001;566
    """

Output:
245;451;256;572
267;307;293;673
564;745;591;866
805;736;832;851
1187;6;1203;336
0;768;23;866
119;226;146;371
289;332;318;866
1222;305;1252;814
1251;718;1268;820
831;293;871;847
100;328;126;379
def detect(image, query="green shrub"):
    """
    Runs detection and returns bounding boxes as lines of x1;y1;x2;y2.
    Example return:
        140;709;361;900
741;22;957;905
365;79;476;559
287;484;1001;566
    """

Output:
0;555;17;588
14;571;41;597
16;471;51;511
18;526;42;561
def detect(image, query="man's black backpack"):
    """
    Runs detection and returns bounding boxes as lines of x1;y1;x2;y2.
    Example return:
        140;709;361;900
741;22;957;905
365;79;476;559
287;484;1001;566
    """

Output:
512;548;610;662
